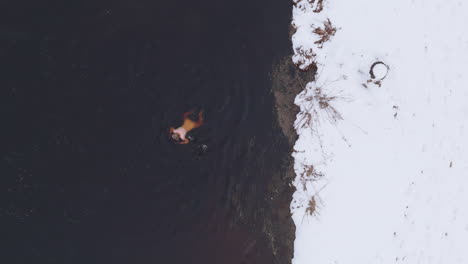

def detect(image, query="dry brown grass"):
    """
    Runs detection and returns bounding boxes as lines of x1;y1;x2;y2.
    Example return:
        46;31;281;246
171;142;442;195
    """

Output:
305;196;317;216
294;162;326;219
314;19;337;48
292;0;324;13
296;86;344;131
294;47;316;72
299;164;324;191
310;0;324;13
302;184;328;220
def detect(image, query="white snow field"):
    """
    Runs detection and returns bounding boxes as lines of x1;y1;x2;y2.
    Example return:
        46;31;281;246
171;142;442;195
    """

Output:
290;0;468;263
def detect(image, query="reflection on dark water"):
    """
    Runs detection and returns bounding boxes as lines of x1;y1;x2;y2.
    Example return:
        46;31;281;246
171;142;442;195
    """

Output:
1;0;292;263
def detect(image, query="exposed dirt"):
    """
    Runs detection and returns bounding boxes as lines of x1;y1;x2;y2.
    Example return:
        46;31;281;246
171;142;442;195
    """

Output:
272;57;315;145
265;57;315;263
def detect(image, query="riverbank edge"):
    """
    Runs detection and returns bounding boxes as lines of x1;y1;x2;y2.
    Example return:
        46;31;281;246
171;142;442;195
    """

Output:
266;56;315;263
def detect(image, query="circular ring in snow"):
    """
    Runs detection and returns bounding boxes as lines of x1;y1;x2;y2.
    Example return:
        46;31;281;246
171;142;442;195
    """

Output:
369;61;389;81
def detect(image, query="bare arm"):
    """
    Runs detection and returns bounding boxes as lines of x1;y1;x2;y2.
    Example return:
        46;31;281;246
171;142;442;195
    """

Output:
194;110;204;128
183;109;196;120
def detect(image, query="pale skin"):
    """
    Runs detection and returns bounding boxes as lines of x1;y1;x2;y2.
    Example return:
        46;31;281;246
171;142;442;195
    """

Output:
170;110;204;144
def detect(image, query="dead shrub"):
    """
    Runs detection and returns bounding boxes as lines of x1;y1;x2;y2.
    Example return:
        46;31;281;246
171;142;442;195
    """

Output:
310;0;324;13
302;184;327;221
297;86;343;130
293;0;324;12
293;47;316;71
305;196;317;216
314;19;337;48
299;164;324;191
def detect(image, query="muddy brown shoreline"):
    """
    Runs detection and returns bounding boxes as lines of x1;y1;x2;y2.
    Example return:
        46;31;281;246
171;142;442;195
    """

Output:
261;57;315;263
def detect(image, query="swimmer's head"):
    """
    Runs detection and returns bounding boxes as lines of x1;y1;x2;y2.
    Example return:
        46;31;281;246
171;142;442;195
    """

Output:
171;132;180;141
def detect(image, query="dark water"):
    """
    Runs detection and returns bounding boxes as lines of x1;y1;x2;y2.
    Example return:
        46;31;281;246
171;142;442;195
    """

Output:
1;0;293;263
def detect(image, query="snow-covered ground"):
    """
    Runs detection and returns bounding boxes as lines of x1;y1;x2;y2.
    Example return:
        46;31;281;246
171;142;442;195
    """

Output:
291;0;468;263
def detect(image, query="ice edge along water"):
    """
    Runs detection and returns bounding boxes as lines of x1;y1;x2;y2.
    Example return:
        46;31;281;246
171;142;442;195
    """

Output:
291;0;468;263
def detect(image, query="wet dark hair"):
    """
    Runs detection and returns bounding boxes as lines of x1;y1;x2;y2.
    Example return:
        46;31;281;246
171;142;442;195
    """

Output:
171;133;180;141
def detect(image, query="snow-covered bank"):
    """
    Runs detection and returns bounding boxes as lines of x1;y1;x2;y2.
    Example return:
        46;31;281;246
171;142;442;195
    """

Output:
291;0;468;263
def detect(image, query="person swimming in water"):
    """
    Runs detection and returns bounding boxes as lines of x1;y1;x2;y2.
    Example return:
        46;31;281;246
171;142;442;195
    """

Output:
170;109;204;144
